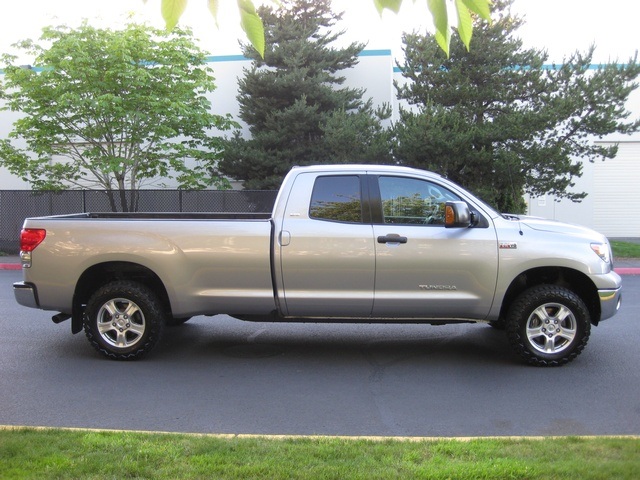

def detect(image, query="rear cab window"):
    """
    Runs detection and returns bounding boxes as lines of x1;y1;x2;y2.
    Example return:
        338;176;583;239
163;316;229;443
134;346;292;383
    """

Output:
309;176;363;223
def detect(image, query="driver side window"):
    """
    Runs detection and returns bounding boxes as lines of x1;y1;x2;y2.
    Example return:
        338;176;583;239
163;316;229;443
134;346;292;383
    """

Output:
378;176;461;225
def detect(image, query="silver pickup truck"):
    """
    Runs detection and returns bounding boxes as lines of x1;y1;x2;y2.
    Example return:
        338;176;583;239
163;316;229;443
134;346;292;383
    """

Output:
13;165;622;366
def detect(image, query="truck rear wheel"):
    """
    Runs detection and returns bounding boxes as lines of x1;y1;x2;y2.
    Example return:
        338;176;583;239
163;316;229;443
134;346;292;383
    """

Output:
84;281;165;360
506;285;590;367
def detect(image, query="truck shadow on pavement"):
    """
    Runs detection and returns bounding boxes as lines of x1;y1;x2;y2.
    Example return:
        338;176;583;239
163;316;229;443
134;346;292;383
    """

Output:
154;316;518;367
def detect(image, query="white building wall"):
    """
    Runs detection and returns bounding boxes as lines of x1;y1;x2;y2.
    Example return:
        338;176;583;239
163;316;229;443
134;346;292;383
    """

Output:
593;141;640;236
526;158;595;228
526;139;640;237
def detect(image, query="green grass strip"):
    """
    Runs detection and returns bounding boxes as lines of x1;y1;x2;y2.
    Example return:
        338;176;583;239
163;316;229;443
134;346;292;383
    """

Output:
1;427;639;479
611;241;640;259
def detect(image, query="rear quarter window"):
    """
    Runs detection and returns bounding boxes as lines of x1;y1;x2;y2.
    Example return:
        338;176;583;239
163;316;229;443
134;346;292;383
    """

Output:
309;176;362;223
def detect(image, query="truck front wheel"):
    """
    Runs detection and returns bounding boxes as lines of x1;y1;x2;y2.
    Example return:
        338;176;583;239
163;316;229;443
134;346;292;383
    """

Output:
84;281;165;360
506;285;591;367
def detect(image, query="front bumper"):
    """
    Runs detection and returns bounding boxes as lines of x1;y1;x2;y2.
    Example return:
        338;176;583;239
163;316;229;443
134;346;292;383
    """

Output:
13;282;39;309
598;287;621;322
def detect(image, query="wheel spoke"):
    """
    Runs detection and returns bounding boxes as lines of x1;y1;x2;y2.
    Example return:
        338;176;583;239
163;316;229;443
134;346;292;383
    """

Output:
128;322;146;337
526;324;544;339
542;335;557;353
532;305;550;322
553;305;572;323
102;300;119;317
123;302;140;319
115;329;129;347
557;327;576;343
97;321;116;336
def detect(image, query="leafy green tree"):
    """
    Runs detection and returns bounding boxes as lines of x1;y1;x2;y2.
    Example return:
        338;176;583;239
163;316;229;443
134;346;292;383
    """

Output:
393;0;640;213
217;0;392;190
0;23;235;211
159;0;492;58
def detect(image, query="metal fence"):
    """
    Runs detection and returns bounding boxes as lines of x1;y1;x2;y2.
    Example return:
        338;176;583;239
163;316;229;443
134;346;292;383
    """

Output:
0;189;278;253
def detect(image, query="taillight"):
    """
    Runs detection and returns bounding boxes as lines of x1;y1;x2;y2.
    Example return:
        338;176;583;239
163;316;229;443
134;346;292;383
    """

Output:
20;228;46;252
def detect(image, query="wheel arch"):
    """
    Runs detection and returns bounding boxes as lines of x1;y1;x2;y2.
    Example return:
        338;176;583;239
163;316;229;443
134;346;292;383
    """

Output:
72;262;172;333
499;267;600;326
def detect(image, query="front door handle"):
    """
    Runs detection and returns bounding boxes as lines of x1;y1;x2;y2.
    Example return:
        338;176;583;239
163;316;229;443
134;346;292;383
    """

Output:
377;234;408;244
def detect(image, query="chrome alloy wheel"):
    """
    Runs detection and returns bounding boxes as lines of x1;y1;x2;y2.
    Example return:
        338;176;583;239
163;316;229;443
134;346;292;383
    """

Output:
96;298;146;349
525;302;577;355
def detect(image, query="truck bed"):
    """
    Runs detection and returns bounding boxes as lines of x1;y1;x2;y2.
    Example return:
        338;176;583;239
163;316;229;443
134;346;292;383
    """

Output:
20;214;277;318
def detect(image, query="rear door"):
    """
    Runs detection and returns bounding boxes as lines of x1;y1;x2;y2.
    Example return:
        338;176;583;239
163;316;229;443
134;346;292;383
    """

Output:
278;172;375;317
370;175;499;319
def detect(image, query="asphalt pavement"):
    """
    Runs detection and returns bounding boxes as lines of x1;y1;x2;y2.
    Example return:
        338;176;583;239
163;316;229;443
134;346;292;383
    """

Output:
1;239;638;435
1;270;639;437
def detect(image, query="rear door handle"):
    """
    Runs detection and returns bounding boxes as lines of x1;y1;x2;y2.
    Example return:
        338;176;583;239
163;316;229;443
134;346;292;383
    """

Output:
377;234;408;244
279;230;291;246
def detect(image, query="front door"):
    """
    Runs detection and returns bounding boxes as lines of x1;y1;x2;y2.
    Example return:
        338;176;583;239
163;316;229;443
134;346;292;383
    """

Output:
371;175;499;319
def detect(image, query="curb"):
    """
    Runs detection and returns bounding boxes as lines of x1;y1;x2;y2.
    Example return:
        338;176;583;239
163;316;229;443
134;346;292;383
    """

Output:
1;424;639;441
614;267;640;275
0;263;22;270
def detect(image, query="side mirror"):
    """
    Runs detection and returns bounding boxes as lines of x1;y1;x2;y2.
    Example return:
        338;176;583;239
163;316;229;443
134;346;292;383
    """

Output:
445;201;471;228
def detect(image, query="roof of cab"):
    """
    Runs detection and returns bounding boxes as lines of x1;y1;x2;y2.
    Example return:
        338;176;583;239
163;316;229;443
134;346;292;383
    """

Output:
289;164;443;178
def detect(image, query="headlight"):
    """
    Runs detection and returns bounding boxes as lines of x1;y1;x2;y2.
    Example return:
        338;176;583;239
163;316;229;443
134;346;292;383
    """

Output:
591;242;612;265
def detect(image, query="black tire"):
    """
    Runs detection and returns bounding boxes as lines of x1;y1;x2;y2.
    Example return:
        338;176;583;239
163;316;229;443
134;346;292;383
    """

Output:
506;285;591;367
488;319;506;330
84;281;166;360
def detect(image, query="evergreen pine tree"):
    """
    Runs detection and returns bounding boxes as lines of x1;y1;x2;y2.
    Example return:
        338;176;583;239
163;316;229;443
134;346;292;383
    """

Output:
393;0;640;213
218;0;391;189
